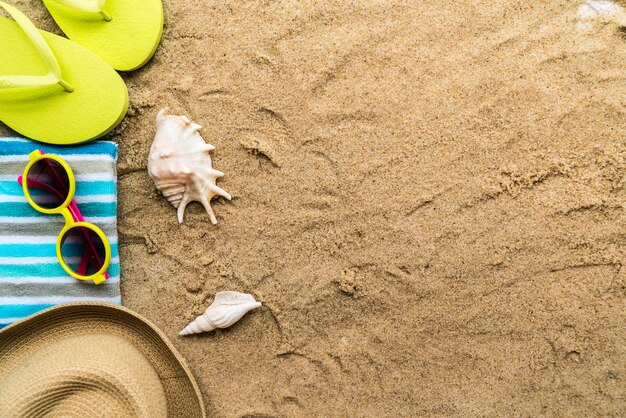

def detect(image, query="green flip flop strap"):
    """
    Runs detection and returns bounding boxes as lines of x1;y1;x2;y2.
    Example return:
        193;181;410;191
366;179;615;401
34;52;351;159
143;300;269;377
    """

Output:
47;0;112;21
0;1;74;92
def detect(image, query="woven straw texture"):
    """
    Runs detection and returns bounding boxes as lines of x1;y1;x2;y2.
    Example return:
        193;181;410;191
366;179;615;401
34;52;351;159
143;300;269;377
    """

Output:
0;302;205;417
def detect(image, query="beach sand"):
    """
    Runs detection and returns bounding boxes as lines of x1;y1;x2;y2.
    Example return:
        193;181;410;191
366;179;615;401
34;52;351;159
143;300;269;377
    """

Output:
3;0;625;416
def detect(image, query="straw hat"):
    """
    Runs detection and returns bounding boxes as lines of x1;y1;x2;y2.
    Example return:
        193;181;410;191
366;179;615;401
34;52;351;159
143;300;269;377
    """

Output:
0;303;205;417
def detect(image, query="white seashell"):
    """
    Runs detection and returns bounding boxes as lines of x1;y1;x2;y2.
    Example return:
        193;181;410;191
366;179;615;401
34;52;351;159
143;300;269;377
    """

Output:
148;108;231;225
578;1;624;19
179;291;262;336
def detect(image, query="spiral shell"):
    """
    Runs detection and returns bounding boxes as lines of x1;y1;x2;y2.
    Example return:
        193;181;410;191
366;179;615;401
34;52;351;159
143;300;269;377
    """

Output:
148;108;231;224
179;291;262;336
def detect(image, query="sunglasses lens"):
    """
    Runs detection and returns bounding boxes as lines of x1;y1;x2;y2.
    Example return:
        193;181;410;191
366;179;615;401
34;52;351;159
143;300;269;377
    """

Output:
60;226;107;277
26;158;71;209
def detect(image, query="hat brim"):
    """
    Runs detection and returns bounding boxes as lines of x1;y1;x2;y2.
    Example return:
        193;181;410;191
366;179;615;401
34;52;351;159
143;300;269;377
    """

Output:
0;302;205;417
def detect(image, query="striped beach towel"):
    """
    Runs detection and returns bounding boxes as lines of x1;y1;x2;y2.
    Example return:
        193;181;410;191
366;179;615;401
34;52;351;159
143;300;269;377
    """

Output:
0;137;121;329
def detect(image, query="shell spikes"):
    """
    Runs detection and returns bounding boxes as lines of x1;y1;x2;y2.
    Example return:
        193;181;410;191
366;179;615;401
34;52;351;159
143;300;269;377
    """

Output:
148;108;231;225
179;291;262;336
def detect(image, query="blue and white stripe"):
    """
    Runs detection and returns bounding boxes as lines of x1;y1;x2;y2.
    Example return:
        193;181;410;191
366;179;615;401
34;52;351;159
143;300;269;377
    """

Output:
0;137;121;328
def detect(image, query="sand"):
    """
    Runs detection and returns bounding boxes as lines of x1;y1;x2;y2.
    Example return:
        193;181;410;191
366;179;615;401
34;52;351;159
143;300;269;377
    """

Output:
3;0;625;416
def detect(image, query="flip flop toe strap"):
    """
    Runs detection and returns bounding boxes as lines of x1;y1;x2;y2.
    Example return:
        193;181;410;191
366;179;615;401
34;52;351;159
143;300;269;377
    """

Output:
0;1;74;92
48;0;112;21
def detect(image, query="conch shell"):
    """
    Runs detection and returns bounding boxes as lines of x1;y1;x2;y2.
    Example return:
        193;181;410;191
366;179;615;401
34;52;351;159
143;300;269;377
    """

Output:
179;291;262;336
148;108;231;224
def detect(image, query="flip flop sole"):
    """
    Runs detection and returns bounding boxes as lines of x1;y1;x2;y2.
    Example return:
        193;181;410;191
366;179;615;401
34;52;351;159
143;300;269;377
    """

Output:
0;16;128;145
43;0;163;71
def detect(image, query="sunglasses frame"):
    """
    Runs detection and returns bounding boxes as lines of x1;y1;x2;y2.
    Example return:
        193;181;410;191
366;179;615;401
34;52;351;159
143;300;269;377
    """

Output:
20;150;111;285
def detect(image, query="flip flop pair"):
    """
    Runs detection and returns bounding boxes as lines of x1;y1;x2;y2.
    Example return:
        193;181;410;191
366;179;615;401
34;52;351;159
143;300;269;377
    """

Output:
0;0;163;144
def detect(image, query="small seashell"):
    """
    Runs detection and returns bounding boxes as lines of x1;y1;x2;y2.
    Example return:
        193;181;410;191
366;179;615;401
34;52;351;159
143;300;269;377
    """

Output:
179;291;262;336
578;0;624;19
148;108;231;224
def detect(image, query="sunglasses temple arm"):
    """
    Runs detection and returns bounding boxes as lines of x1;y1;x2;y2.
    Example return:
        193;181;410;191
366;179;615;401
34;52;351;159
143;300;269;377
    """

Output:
18;176;84;220
43;159;70;197
69;200;85;222
77;252;89;276
77;250;109;280
77;246;110;279
19;176;67;202
75;226;110;280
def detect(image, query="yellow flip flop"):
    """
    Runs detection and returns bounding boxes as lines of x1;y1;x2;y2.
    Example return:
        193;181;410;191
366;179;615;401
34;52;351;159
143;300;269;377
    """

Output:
42;0;163;71
0;2;128;145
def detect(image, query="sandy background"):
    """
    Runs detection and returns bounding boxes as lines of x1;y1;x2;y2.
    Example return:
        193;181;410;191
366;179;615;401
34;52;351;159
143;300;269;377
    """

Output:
3;0;626;416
